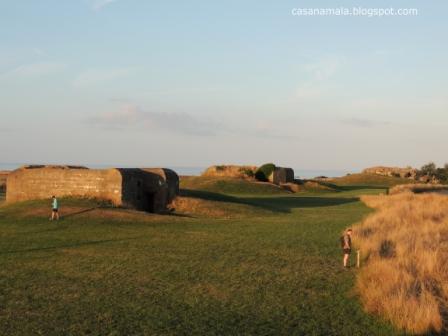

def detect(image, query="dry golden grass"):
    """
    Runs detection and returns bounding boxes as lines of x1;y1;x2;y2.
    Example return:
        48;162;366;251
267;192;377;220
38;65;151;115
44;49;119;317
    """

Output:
201;165;257;179
354;192;448;334
389;183;448;195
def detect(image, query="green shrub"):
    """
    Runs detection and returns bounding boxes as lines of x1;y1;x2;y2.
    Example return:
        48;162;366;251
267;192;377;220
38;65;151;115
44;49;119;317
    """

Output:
239;167;255;178
255;163;276;182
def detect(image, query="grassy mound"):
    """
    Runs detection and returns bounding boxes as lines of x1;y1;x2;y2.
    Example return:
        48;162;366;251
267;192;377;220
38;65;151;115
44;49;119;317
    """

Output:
172;193;273;219
202;165;256;179
302;180;341;192
180;176;288;195
329;173;414;187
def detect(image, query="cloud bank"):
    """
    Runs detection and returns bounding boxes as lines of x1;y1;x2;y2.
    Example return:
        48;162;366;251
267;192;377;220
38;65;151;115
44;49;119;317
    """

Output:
87;104;300;139
88;105;220;136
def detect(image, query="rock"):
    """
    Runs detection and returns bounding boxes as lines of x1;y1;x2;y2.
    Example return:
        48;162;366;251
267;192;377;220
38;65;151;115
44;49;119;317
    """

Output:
362;166;417;179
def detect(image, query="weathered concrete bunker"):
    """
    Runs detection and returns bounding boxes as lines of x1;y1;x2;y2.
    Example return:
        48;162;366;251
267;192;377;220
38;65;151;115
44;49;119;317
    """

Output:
6;165;179;213
269;167;295;185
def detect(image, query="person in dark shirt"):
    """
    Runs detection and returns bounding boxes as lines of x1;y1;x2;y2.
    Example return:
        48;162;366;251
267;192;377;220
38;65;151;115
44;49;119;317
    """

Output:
342;229;353;268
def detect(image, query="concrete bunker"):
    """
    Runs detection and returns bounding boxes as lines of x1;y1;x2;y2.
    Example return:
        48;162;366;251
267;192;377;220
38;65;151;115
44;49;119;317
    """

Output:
6;165;179;213
269;167;295;185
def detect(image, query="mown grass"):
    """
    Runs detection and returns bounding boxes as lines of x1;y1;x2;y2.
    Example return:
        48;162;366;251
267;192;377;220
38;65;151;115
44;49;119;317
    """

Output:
181;176;288;195
330;173;414;188
0;182;402;335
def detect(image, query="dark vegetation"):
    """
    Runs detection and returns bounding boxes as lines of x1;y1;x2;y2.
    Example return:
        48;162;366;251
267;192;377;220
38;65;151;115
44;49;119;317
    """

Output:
254;163;276;182
417;162;448;184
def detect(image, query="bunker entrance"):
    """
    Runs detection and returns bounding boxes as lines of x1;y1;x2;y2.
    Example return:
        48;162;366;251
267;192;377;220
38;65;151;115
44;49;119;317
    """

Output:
144;192;156;213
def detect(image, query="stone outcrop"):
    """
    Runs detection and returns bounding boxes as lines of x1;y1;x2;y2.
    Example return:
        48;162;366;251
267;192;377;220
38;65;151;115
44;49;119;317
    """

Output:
6;165;179;213
362;166;417;179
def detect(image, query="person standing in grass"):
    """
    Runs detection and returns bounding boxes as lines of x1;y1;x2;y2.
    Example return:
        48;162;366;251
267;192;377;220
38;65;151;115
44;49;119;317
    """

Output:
341;229;353;268
50;195;59;221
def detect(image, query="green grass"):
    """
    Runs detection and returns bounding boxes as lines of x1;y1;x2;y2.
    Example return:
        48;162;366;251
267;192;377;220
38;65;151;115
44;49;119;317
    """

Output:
330;173;413;188
181;176;288;195
0;182;403;335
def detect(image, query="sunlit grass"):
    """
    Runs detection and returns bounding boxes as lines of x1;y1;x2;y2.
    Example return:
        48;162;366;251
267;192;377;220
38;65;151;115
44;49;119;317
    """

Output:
0;183;401;335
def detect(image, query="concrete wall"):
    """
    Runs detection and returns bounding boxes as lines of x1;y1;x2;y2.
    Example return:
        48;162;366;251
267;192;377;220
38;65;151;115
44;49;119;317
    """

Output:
6;166;123;205
119;169;167;213
141;168;179;204
269;167;295;185
6;165;179;213
0;171;9;192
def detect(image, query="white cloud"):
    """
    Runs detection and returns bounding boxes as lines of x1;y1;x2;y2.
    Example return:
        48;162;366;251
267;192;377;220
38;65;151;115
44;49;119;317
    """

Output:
73;68;133;88
88;104;220;136
1;62;67;78
87;104;300;139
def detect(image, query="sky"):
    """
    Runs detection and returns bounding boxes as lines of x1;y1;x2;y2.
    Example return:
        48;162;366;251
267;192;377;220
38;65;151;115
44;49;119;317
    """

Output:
0;0;447;172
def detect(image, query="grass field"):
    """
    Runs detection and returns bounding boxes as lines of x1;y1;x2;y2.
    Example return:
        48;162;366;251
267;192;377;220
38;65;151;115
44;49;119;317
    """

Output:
0;178;404;335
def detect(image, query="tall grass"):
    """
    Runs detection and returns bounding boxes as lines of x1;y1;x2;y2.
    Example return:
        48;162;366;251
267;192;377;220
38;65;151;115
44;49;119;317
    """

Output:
355;192;448;334
389;183;448;195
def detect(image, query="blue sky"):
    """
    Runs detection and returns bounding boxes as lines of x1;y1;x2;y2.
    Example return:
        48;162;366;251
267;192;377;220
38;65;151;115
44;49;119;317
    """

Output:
0;0;447;171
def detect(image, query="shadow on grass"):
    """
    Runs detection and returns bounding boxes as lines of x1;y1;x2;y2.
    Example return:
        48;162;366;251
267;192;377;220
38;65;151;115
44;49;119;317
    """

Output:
336;185;388;191
62;207;98;218
181;189;358;213
1;237;139;255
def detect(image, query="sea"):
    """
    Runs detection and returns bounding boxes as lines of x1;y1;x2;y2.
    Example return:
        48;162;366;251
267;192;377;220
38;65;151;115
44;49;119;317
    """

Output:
0;163;351;179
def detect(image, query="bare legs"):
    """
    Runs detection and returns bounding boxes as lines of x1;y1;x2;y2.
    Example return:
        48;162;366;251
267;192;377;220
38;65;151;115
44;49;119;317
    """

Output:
343;253;350;267
50;210;59;221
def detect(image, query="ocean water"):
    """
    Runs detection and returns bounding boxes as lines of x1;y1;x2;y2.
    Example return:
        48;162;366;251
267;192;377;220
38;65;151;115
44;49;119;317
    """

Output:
0;163;350;179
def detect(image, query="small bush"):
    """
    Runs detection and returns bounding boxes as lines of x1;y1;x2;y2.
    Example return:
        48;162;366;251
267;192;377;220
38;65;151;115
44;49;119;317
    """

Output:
239;167;255;178
255;163;276;182
379;240;396;258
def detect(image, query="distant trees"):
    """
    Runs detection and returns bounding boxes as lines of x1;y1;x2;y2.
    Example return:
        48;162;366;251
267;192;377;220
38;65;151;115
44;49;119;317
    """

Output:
417;162;448;184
